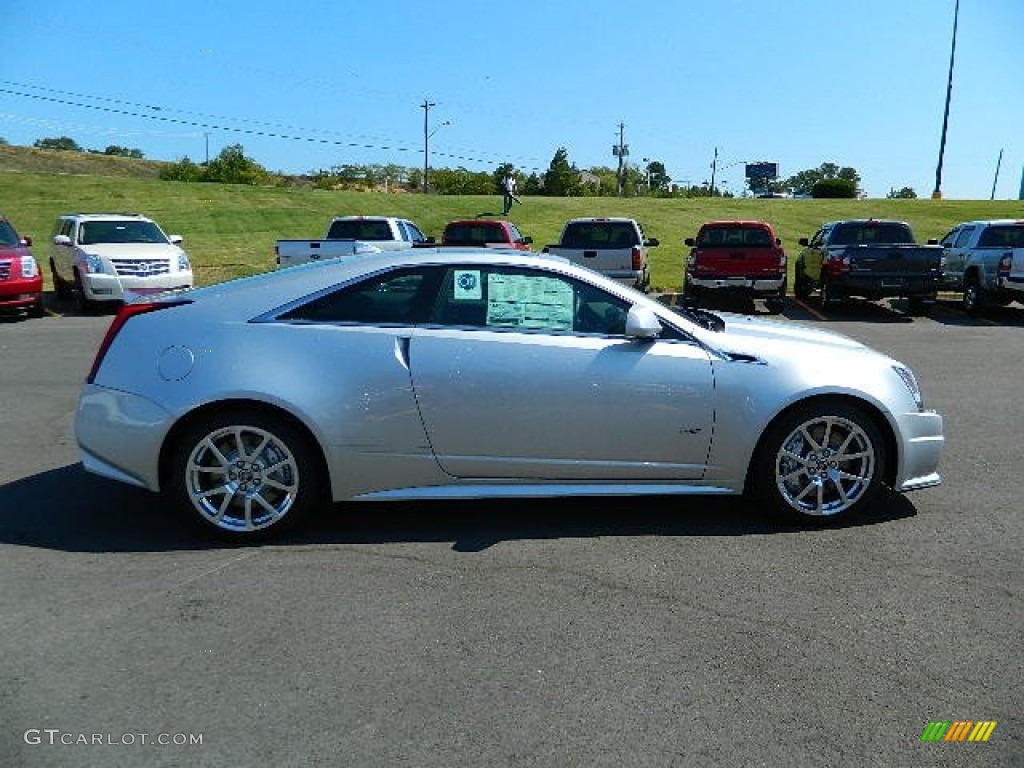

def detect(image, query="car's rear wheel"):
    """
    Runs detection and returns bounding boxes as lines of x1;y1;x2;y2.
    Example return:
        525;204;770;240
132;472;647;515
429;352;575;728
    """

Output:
907;295;932;317
793;265;812;300
962;276;987;316
819;272;843;309
752;402;886;524
167;411;325;539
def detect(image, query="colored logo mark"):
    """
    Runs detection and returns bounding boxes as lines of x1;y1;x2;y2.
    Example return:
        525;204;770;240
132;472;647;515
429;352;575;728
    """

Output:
921;721;997;742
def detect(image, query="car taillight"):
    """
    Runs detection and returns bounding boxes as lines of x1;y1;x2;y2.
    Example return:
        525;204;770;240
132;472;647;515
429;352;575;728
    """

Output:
631;246;642;271
826;256;850;277
86;299;191;384
997;252;1012;278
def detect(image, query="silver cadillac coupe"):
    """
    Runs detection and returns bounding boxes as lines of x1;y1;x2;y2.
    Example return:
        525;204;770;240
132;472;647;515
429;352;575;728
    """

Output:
75;249;944;539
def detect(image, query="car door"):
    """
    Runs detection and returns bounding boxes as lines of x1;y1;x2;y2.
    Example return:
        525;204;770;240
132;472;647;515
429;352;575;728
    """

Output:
408;264;715;481
943;225;974;286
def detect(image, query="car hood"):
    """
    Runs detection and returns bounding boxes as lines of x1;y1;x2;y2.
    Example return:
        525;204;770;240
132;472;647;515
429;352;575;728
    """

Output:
0;244;31;260
705;312;872;359
79;243;183;258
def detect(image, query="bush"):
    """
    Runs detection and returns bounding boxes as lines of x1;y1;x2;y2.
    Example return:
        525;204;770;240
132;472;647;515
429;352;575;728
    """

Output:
812;179;857;198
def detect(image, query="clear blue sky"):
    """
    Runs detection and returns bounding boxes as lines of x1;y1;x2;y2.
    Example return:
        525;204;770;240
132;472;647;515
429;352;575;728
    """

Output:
1;0;1021;199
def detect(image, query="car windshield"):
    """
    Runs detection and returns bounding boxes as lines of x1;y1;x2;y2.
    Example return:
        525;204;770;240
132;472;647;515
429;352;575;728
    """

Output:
0;220;20;247
697;226;773;247
830;223;914;245
79;220;168;245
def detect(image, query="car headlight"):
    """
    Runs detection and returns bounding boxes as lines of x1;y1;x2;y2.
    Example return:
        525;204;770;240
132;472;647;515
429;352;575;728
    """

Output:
178;252;191;271
893;365;924;411
83;253;105;274
20;255;39;278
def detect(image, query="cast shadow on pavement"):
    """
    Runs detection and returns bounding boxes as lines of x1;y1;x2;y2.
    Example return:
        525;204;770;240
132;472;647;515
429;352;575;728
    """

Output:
0;463;919;554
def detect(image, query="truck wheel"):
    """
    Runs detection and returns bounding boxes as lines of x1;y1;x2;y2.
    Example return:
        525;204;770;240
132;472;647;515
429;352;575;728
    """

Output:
751;401;886;524
819;273;843;309
794;267;812;300
907;296;932;317
764;296;785;314
51;259;72;301
962;278;988;316
73;269;94;314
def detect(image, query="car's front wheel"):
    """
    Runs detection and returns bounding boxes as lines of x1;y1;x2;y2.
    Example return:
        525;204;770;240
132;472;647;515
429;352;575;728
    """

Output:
752;402;887;524
167;410;325;539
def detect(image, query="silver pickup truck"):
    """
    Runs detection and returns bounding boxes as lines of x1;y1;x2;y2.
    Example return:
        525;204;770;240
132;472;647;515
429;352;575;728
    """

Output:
543;217;657;292
938;219;1024;314
275;215;432;269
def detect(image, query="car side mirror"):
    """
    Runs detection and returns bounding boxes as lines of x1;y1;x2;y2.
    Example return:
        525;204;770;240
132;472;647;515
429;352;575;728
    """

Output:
645;238;659;247
169;234;183;244
684;237;695;247
20;235;32;247
422;236;436;244
521;236;533;245
798;237;810;246
775;238;782;246
53;234;72;246
927;238;938;245
625;306;662;340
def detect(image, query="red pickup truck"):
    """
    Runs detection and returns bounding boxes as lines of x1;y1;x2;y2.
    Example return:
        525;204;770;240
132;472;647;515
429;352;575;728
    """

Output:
0;215;44;318
683;220;787;313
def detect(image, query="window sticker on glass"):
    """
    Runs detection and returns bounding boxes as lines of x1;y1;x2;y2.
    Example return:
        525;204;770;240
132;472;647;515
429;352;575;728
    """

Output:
487;273;574;330
453;270;482;300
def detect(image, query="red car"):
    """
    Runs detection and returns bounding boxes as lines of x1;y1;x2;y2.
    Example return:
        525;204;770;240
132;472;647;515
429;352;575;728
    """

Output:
0;215;44;318
440;219;533;250
683;220;787;313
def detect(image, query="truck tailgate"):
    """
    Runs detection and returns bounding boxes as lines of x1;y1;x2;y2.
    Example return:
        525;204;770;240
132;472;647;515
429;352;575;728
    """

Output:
845;245;942;276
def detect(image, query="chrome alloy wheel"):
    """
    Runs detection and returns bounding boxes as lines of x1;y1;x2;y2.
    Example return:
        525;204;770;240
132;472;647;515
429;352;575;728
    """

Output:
185;424;300;532
773;415;875;517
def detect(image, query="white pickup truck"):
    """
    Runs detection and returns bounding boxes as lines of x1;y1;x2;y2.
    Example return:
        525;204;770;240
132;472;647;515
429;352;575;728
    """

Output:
938;219;1024;314
275;215;432;269
543;217;657;292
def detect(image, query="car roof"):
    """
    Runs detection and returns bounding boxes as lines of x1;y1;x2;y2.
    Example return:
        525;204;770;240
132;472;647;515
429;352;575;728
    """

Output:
331;215;404;222
956;219;1024;227
59;213;154;222
565;217;636;224
700;220;774;228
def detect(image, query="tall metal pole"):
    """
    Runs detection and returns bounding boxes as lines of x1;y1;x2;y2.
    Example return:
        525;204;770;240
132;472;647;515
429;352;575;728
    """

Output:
990;148;1003;200
931;0;959;200
421;99;434;194
709;147;718;197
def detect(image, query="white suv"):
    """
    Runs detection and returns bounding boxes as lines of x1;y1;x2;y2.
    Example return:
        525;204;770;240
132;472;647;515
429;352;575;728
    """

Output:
50;213;194;310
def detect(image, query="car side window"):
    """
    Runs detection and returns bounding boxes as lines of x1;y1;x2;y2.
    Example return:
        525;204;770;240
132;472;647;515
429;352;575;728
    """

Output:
939;228;959;248
954;226;975;248
809;229;825;248
429;266;631;336
279;266;446;325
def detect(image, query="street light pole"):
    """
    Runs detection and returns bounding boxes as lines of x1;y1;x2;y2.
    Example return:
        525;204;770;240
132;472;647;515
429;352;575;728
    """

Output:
421;99;435;194
932;0;959;200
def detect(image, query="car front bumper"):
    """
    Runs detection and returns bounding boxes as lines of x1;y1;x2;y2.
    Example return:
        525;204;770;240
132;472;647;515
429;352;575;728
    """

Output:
0;274;43;310
82;271;194;302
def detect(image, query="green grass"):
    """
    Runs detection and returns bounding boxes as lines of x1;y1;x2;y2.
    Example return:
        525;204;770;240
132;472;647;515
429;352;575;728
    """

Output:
3;147;1021;292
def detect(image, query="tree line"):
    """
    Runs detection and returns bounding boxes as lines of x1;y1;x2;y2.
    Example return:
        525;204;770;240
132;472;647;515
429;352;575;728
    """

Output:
13;135;914;199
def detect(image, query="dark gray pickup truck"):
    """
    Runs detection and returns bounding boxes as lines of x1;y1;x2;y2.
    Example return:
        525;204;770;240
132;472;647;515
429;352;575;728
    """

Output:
793;219;943;315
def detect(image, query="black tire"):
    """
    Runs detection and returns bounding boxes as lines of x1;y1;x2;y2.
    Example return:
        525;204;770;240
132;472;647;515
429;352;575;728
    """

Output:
819;272;843;309
166;410;326;540
751;401;887;525
764;294;785;314
962;277;987;316
28;297;45;318
793;266;812;300
51;259;72;301
907;296;932;317
72;269;94;314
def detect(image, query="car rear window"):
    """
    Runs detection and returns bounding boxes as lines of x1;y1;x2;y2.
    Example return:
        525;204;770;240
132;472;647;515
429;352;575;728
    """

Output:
327;219;393;240
560;222;639;249
830;223;914;246
697;226;773;247
443;223;507;245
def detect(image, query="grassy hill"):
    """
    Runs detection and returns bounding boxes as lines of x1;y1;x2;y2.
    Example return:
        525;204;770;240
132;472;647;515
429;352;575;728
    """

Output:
2;146;1020;292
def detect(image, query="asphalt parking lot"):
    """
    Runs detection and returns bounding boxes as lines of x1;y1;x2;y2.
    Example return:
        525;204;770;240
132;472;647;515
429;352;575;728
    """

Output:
1;294;1021;767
